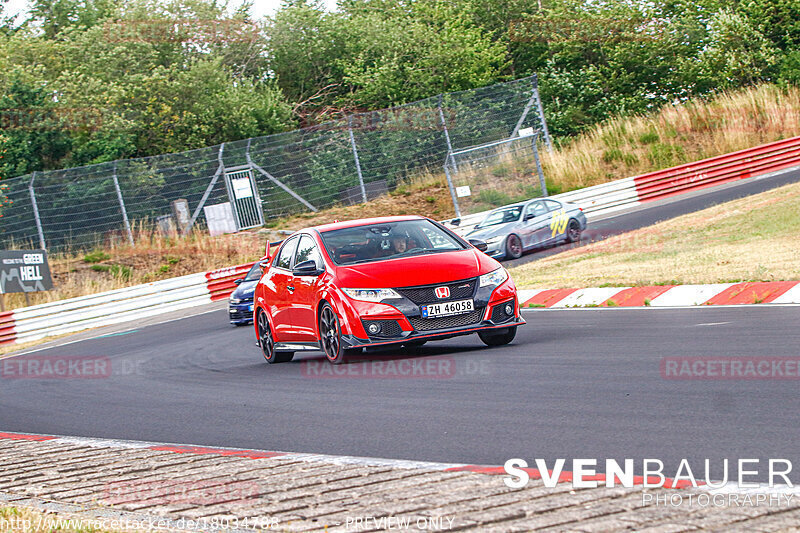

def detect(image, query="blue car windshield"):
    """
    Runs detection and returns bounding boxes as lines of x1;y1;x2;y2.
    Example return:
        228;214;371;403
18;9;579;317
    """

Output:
477;206;522;228
244;262;262;281
320;219;465;266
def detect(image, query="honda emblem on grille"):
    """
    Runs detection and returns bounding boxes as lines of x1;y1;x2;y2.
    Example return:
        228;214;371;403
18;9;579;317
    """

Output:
435;286;450;299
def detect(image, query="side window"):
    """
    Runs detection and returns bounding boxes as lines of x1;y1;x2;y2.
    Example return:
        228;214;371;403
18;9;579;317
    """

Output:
420;227;454;249
295;235;322;269
526;202;547;218
544;200;562;212
275;237;298;270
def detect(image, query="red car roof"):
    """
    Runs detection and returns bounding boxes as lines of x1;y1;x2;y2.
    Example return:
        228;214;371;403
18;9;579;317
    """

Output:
311;215;426;233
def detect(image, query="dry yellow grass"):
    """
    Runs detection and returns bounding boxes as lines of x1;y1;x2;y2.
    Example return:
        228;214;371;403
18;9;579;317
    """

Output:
509;181;800;288
539;84;800;191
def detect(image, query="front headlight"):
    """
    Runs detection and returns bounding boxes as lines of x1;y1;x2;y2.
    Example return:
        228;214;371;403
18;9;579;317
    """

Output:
342;288;401;302
484;235;505;244
229;298;242;304
479;267;509;288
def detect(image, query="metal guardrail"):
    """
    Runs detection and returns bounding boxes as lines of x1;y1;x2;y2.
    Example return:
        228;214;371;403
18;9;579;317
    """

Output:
2;135;799;348
0;263;253;347
634;135;800;201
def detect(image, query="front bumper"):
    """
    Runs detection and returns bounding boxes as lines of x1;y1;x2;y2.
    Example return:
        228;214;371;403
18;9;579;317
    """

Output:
229;301;254;324
337;277;524;348
340;317;525;349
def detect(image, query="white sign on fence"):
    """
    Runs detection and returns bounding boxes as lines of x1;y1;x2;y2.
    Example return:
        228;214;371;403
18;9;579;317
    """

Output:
231;177;254;199
456;186;472;198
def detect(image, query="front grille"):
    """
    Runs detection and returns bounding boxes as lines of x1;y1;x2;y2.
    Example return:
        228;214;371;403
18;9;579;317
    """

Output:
491;299;515;323
396;278;477;304
409;307;485;331
361;319;402;338
229;309;252;320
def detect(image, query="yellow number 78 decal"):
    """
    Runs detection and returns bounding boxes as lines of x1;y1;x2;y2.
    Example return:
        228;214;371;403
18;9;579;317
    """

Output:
550;208;569;238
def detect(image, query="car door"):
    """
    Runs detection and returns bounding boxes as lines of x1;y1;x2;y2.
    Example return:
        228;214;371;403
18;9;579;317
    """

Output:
543;199;569;243
263;236;298;340
289;234;325;342
520;201;550;248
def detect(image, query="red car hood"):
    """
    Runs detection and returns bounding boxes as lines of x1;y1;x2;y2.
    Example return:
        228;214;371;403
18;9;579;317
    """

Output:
335;249;498;288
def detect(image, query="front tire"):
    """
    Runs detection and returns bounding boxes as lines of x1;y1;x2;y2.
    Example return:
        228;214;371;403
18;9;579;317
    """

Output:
319;303;348;364
258;311;293;363
505;234;523;259
478;326;517;347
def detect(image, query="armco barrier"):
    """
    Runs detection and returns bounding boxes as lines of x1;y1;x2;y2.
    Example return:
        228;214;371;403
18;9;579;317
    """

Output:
0;263;254;347
633;135;800;202
2;136;799;347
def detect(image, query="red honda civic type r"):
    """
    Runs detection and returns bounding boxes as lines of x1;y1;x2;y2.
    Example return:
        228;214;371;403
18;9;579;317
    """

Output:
253;215;525;364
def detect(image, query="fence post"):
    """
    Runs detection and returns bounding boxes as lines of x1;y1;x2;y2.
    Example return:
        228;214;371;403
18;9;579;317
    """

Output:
28;172;47;250
531;74;553;152
511;76;538;138
438;94;458;172
531;133;549;197
443;154;462;219
348;116;368;203
112;161;135;246
185;143;226;234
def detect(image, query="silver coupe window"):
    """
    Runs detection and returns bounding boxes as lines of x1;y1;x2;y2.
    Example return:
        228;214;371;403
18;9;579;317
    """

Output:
477;206;522;228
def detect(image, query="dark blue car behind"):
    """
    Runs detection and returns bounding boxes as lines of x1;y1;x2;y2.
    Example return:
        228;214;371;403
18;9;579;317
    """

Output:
228;262;262;326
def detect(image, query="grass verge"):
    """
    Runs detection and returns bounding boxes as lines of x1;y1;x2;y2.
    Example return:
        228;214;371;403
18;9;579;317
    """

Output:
508;181;800;288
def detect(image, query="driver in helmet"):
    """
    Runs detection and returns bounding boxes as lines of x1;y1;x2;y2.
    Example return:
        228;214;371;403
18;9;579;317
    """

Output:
390;235;409;253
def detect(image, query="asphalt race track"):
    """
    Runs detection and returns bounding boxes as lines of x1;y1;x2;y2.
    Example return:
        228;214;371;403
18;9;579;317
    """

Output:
504;166;800;267
2;305;799;482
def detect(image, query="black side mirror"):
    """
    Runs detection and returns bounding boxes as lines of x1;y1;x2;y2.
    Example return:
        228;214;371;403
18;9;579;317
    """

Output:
233;278;244;285
450;218;461;227
524;213;535;221
468;238;488;252
292;260;323;276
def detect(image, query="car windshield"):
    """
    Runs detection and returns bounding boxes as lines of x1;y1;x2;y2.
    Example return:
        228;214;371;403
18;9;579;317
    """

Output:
476;206;522;228
320;219;465;266
243;262;262;282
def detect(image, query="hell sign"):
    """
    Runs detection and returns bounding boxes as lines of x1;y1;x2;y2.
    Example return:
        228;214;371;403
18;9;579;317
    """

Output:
0;250;54;294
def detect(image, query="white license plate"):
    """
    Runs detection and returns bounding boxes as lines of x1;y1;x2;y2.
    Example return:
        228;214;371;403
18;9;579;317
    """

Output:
421;299;474;318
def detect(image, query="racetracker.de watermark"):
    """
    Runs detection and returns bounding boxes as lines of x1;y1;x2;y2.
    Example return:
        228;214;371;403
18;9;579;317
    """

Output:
102;19;261;44
661;357;800;380
301;355;457;379
0;355;144;379
0;107;104;131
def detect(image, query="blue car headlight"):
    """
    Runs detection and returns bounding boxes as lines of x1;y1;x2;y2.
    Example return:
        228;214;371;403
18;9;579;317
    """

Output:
479;267;509;288
484;235;504;245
